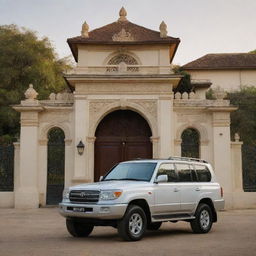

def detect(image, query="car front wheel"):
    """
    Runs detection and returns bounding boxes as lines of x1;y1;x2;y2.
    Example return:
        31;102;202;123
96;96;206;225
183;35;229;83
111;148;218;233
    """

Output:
117;205;147;241
190;203;213;234
66;218;94;237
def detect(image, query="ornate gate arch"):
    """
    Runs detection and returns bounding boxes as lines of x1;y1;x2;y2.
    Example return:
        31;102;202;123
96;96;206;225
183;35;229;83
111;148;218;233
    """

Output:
94;110;152;181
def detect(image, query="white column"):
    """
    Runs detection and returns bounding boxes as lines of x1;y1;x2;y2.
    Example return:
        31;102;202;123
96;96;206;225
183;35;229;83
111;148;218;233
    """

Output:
174;139;181;156
86;136;96;182
150;136;160;158
230;138;243;192
73;94;88;181
158;95;173;158
212;111;233;208
38;140;47;206
14;109;42;208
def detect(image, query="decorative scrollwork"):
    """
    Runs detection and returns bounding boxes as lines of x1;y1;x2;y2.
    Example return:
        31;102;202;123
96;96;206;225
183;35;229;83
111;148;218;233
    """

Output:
107;54;139;73
108;54;138;65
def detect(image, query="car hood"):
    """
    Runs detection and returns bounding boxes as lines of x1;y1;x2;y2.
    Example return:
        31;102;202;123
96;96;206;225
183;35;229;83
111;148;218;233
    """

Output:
69;180;150;191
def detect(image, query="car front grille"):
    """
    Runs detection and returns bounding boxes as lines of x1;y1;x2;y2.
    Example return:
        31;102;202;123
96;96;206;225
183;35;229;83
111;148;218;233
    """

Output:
69;190;100;203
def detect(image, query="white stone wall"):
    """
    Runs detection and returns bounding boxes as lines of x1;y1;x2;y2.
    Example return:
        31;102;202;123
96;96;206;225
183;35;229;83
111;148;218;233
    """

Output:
188;70;256;91
77;45;170;67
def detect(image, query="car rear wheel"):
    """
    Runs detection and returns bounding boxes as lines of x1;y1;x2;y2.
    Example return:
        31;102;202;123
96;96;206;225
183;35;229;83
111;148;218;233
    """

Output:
66;218;94;237
117;205;147;241
190;203;213;233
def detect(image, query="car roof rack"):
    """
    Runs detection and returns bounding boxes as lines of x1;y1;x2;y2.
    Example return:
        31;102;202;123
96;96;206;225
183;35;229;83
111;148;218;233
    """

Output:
167;156;208;163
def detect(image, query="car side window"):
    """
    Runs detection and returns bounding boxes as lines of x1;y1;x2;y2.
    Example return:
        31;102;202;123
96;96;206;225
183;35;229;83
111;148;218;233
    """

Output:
195;165;211;182
157;163;178;182
176;163;193;182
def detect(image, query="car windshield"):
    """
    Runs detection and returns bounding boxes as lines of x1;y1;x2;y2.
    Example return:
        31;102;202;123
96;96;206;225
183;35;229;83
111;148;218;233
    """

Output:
103;162;157;182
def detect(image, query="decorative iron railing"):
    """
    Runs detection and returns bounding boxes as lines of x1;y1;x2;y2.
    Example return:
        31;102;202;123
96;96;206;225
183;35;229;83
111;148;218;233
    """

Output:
242;144;256;192
0;145;14;191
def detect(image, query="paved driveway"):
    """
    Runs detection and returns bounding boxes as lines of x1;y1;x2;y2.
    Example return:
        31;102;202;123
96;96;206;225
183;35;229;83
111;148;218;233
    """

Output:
0;208;256;256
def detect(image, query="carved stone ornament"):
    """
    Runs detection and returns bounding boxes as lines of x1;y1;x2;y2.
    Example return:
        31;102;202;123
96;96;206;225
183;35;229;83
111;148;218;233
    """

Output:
81;21;89;38
234;133;240;142
118;7;127;22
112;28;134;42
24;84;38;100
159;21;168;38
49;93;56;100
129;100;157;120
213;87;227;100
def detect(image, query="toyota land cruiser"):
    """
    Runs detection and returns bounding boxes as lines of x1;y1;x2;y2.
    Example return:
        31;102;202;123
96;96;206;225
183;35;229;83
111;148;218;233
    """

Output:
59;157;224;241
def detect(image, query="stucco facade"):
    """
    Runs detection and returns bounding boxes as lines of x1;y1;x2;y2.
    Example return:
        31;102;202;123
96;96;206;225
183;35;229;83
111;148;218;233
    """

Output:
187;69;256;91
1;8;255;209
182;53;256;91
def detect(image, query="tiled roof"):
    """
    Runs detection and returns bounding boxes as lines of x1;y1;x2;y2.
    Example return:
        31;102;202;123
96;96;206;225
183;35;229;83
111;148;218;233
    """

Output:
68;21;179;44
67;16;180;62
182;53;256;70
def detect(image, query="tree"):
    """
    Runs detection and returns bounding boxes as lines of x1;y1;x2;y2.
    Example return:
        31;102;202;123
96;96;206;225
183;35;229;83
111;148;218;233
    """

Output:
0;25;72;144
228;87;256;191
249;50;256;54
173;65;192;93
228;87;256;145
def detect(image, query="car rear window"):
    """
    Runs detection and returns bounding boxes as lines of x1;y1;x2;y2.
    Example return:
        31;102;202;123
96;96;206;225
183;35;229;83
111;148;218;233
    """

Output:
195;165;211;182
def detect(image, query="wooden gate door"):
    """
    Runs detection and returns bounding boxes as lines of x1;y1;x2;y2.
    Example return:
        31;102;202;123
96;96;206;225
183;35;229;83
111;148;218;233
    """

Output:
94;110;152;181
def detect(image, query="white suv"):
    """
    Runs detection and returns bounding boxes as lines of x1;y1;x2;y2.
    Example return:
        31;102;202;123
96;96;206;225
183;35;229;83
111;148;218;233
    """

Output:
59;157;224;241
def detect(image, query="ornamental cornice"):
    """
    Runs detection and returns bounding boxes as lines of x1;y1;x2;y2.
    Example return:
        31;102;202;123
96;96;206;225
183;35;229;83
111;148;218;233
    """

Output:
20;120;39;127
88;98;158;138
86;136;96;143
12;105;44;112
212;121;230;127
65;139;72;146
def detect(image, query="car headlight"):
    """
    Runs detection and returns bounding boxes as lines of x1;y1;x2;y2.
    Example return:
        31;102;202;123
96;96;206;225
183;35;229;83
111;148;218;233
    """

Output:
99;190;122;200
63;188;70;199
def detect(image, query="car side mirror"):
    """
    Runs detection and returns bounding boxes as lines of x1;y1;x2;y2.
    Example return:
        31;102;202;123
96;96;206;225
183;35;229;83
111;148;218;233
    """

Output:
99;176;103;181
155;174;168;183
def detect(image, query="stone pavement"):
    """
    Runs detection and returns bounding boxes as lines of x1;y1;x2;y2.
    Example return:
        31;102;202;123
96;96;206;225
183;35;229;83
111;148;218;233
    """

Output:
0;208;256;256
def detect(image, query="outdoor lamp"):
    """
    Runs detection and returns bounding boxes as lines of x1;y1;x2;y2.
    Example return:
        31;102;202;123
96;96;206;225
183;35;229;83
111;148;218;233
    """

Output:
77;140;85;155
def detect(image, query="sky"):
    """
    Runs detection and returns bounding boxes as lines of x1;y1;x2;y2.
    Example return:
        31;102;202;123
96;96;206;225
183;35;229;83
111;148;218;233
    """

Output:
0;0;255;65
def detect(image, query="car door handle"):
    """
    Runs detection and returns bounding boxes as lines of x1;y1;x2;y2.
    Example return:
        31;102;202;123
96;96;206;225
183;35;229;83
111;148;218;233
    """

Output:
195;187;200;191
173;188;179;192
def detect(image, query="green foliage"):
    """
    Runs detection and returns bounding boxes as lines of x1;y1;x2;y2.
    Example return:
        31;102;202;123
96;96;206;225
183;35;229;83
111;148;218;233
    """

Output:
0;25;72;144
228;87;256;145
248;49;256;54
205;88;216;100
173;65;192;93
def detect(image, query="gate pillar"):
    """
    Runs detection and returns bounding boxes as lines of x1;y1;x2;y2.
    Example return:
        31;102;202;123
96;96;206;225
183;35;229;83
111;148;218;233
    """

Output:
13;96;43;208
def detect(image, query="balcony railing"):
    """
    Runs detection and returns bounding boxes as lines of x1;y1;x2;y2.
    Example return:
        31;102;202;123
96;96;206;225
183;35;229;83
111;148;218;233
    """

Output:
67;65;174;75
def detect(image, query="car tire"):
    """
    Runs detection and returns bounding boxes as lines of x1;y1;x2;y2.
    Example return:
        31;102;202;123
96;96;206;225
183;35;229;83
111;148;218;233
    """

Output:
147;222;162;230
66;218;94;237
117;205;147;241
190;203;213;234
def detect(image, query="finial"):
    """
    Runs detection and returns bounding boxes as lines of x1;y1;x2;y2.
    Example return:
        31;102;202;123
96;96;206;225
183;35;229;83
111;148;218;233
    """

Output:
159;21;168;38
119;7;127;22
234;133;240;142
81;21;89;38
24;84;38;100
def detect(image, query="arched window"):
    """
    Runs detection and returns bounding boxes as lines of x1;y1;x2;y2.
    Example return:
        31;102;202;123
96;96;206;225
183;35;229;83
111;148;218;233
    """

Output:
107;54;139;72
181;128;200;158
46;127;65;205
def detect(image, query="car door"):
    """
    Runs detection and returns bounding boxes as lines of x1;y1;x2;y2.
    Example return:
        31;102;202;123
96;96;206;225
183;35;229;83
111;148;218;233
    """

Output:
152;163;181;215
176;163;199;213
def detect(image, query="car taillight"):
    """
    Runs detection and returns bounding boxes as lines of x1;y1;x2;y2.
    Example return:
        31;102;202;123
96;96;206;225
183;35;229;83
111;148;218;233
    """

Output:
221;187;223;197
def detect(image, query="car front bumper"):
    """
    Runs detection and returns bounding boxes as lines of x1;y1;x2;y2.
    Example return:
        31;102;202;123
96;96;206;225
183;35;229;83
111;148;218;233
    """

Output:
59;202;127;219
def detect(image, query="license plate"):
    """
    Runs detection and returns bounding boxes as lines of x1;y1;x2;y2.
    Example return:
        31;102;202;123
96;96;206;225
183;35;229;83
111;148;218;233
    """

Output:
72;207;85;212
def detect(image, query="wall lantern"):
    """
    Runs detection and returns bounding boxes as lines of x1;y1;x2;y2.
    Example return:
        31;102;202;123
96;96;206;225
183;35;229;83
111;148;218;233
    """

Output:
77;140;85;155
